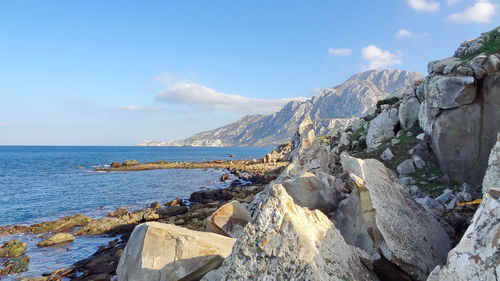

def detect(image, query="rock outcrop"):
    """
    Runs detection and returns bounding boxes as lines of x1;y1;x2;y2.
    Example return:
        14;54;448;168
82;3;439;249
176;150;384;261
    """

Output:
427;188;499;281
205;184;378;281
116;222;235;281
336;155;452;281
37;233;75;247
418;27;500;185
142;69;422;147
482;133;500;193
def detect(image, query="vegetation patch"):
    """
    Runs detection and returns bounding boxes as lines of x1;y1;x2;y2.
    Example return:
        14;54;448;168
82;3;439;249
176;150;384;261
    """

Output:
460;28;500;62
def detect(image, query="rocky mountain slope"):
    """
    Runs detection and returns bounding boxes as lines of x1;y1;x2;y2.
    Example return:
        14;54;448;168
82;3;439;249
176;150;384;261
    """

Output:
138;69;423;147
114;28;499;281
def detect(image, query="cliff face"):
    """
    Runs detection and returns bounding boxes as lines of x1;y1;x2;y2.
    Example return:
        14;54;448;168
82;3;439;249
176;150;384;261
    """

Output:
141;69;423;147
418;27;500;185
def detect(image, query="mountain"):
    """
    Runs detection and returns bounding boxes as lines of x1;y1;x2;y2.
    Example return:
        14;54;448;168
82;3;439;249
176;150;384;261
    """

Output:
138;69;424;147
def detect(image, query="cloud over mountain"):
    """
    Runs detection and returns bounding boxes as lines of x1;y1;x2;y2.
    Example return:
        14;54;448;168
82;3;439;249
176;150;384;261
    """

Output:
156;80;306;115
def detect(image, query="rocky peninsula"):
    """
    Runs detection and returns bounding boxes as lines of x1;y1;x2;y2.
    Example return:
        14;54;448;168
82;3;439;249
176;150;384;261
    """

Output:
2;28;499;281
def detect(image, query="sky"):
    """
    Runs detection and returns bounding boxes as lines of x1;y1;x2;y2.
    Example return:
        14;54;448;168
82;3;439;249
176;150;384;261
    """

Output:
0;0;498;145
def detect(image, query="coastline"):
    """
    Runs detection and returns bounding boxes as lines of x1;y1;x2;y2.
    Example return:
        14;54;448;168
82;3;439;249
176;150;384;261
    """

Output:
0;148;290;280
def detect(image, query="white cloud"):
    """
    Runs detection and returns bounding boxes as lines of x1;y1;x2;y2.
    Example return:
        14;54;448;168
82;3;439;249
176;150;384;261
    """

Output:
0;122;8;127
395;29;413;39
447;0;463;5
446;1;496;23
361;45;403;69
114;106;166;112
406;0;440;11
156;80;306;115
328;48;353;56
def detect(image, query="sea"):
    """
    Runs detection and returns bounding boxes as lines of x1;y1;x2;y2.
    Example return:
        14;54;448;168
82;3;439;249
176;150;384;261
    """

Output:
0;146;272;279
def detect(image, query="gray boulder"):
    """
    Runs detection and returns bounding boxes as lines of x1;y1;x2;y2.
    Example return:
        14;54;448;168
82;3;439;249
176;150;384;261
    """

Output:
398;96;420;129
366;108;399;148
397;159;416;176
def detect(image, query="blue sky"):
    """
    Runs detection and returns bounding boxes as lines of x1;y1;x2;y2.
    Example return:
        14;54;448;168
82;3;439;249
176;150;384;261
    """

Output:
0;0;498;145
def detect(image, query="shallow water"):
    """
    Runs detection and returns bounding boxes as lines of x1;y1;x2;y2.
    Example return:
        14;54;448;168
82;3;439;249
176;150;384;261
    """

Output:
0;146;271;279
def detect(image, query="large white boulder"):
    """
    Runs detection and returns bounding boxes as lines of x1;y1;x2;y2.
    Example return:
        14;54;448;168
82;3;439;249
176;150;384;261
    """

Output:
427;189;500;281
116;222;235;281
335;155;452;281
205;184;379;281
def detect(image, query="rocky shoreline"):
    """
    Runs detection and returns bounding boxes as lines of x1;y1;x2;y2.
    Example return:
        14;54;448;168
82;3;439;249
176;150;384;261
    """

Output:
0;146;291;280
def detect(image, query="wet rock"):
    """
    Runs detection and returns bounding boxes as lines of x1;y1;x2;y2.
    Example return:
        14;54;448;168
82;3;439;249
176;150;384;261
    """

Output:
37;233;75;247
336;155;452;281
157;205;188;218
29;214;92;233
219;173;231;182
0;255;30;275
116;222;235;281
107;208;129;218
208;184;378;281
206;201;251;238
122;160;138;166
427;190;500;281
0;239;27;257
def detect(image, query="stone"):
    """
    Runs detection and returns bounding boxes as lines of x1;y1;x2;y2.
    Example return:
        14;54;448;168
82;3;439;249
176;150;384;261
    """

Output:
0;240;27;258
156;205;188;217
219;173;231;182
397;159;415;176
412;155;426;170
456;66;474;76
281;171;345;213
122;160;138;166
380;147;394;161
37;233;75;247
435;189;454;204
282;116;331;177
150;202;162;210
422;73;500;186
107;207;128;217
366;108;399;148
483;54;500;75
206;201;251;238
445;197;458;211
415;197;445;218
436;76;476;109
482;133;500;193
416;133;425;140
399;177;416;186
337;155;452;281
116;222;235;281
398;97;420;129
207;184;378;281
339;131;350;147
468;55;487;79
0;255;30;275
427;191;500;281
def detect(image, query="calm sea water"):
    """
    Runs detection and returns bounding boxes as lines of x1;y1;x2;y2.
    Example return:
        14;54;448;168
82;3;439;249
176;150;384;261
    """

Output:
0;146;271;279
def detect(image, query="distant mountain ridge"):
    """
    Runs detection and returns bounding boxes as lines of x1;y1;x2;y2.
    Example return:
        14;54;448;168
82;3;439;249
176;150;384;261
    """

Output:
137;69;424;147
